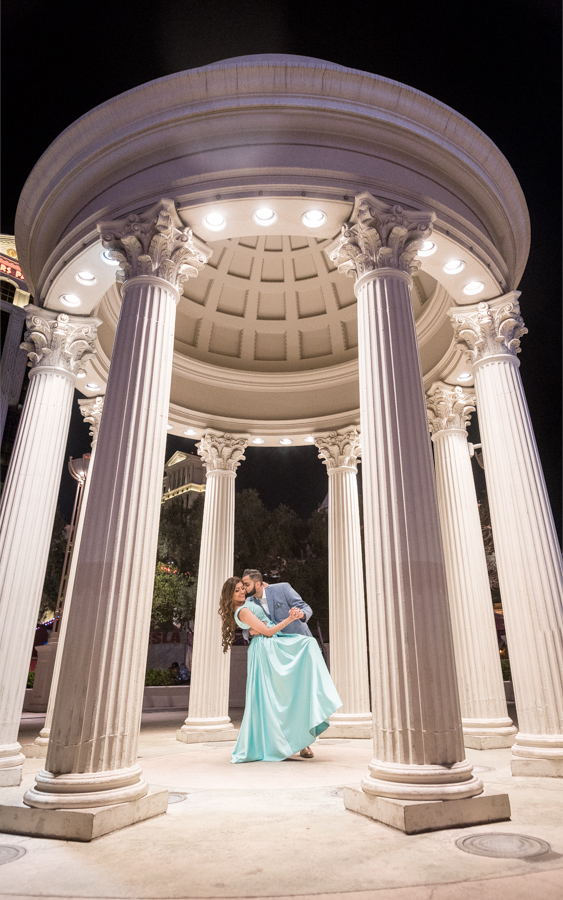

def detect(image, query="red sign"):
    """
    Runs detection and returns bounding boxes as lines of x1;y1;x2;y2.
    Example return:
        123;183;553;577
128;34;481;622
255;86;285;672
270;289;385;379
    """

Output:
0;254;27;290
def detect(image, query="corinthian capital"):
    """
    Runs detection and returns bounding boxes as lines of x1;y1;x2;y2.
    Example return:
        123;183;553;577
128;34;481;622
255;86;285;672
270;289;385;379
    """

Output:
197;433;247;473
426;383;475;436
98;199;209;292
316;430;361;471
78;395;105;444
21;307;99;380
450;295;527;365
329;193;435;279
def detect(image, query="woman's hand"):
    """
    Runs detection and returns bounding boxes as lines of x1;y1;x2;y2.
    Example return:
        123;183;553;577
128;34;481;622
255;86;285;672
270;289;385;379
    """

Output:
288;607;303;620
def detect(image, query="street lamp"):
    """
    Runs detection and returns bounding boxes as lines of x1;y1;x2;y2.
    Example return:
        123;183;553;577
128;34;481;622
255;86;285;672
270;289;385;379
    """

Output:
52;454;90;632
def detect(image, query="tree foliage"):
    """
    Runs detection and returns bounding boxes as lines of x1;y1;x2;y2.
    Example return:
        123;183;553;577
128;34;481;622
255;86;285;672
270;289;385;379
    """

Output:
40;507;68;621
151;563;197;630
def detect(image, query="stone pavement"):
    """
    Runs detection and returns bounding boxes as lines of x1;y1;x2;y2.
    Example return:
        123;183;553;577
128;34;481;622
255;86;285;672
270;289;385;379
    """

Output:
0;709;562;900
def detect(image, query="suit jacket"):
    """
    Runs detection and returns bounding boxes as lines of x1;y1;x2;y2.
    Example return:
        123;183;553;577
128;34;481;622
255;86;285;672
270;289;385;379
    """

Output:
242;582;313;641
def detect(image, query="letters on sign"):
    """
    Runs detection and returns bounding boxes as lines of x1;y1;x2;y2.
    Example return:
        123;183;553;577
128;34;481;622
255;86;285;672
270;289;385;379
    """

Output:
150;631;182;644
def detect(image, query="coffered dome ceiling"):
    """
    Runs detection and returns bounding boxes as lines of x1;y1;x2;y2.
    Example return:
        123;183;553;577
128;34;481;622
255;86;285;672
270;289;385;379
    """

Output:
175;232;437;373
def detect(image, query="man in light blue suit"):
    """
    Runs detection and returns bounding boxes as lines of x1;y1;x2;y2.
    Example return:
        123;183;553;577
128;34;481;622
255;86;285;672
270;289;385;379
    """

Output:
240;568;316;758
241;569;313;637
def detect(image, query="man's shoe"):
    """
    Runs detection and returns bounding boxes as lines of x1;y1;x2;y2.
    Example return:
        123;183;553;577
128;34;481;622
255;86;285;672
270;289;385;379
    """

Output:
300;746;314;758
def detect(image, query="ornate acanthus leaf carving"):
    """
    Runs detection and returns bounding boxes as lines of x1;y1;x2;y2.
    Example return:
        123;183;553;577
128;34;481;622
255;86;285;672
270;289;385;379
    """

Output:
197;432;248;472
98;199;208;291
315;430;361;471
426;383;476;435
79;395;105;444
21;311;98;378
451;298;527;364
330;194;435;279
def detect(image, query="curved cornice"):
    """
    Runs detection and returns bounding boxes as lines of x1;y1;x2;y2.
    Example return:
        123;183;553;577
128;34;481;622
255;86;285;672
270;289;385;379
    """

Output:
16;55;529;299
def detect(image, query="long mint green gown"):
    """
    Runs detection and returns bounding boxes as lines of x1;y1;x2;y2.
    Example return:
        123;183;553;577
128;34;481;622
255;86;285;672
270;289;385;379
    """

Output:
231;601;342;763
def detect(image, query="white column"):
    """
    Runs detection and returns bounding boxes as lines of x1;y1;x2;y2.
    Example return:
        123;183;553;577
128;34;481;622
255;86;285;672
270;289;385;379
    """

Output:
0;301;28;443
31;396;105;755
15;201;208;826
177;432;247;743
426;382;516;750
452;294;563;777
0;309;99;786
329;194;508;833
315;430;371;738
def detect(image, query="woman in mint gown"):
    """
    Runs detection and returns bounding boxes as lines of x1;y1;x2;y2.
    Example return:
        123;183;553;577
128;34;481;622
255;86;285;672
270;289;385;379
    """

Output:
219;577;342;763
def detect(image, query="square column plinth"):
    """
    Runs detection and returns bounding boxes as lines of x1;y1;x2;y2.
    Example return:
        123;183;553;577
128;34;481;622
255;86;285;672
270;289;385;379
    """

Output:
344;786;510;834
0;786;168;842
176;728;239;744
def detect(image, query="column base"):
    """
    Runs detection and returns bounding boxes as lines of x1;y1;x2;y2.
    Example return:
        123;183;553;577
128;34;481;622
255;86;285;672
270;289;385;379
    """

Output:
23;743;48;758
511;757;563;777
176;728;239;744
511;733;563;776
0;785;168;842
0;745;25;786
462;718;517;750
323;717;372;740
343;785;510;834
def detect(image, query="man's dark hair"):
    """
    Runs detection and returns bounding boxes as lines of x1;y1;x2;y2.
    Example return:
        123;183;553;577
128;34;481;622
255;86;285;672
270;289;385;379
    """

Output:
242;568;263;582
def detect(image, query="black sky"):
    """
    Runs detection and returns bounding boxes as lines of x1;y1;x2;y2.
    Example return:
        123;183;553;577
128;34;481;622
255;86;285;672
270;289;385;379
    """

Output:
2;0;561;537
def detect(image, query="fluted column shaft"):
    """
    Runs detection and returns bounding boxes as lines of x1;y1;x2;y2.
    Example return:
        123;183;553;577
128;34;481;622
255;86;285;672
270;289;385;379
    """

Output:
0;308;98;787
452;295;563;776
33;397;105;753
180;472;236;737
23;278;177;809
178;432;246;742
316;432;371;737
427;384;516;749
330;195;482;805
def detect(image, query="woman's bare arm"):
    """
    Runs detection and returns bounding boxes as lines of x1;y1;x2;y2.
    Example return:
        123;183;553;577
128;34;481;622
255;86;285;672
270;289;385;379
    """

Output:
239;606;301;637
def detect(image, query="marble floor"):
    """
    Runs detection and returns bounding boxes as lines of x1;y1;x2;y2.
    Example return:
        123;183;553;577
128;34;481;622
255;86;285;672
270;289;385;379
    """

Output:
0;708;562;900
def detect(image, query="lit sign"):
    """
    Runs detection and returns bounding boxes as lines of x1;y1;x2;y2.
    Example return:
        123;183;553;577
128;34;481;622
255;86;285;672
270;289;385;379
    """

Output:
0;254;27;290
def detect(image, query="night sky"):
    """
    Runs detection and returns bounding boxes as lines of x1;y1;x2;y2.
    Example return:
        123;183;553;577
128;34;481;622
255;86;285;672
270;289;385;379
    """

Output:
2;0;561;538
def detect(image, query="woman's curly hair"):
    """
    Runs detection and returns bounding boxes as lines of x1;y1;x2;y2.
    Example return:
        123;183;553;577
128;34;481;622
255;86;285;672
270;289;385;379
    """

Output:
219;576;243;652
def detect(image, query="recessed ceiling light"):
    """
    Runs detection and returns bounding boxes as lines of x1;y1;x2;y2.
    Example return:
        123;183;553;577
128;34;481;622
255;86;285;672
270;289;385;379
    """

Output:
253;207;277;226
76;371;86;379
184;428;197;436
60;294;82;307
302;210;327;228
279;438;292;445
75;271;98;286
417;241;437;257
252;437;265;444
202;212;227;232
443;260;466;274
100;250;119;266
166;424;173;430
304;435;315;443
85;382;100;391
463;281;485;295
457;372;473;382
